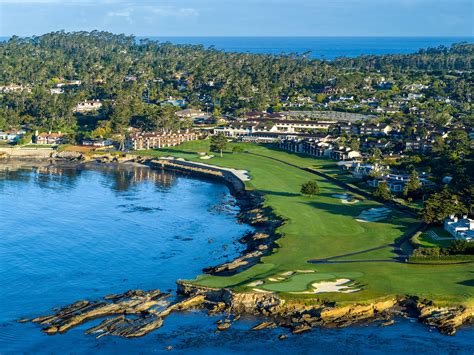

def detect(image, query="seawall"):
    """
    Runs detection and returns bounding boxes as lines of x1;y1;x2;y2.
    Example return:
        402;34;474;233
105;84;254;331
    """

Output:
0;147;54;159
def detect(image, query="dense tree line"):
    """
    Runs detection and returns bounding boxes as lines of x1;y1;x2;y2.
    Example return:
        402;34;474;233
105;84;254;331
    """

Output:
0;31;472;135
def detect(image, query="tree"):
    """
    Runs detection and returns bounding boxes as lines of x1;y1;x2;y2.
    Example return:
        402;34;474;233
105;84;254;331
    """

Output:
300;180;320;197
373;181;392;201
232;145;244;153
210;133;227;157
349;139;360;152
403;170;422;197
422;187;467;224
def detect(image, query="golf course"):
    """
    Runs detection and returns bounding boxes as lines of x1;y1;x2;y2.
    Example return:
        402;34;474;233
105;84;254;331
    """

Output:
135;141;474;307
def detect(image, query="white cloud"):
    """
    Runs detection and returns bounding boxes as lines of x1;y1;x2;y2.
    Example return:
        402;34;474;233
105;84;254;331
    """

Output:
107;9;131;17
149;6;199;17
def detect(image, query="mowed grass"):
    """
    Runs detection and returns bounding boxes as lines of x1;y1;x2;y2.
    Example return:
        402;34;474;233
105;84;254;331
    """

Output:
135;141;474;306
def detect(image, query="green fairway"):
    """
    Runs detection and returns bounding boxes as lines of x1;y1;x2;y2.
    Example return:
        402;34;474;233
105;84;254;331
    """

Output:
135;141;473;306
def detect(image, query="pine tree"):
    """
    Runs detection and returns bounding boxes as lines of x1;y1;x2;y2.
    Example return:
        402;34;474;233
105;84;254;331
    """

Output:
210;133;227;157
374;181;392;201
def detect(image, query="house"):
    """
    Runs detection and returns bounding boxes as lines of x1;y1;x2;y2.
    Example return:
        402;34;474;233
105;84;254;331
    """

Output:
349;163;387;178
0;84;30;93
50;88;64;95
34;131;65;145
55;80;82;87
0;129;26;142
368;172;432;193
74;100;103;113
330;147;361;161
128;130;197;150
405;137;433;152
176;108;205;119
338;122;360;135
82;138;114;147
161;98;186;108
444;215;474;241
359;123;392;136
407;93;424;101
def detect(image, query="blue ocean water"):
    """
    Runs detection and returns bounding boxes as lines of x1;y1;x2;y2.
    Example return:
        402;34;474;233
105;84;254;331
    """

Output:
147;36;474;59
1;36;472;59
0;162;472;354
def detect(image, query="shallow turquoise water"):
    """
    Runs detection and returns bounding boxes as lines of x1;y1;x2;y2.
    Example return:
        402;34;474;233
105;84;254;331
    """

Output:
0;162;472;354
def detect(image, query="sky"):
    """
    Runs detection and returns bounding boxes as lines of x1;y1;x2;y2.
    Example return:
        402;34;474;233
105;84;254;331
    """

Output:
0;0;473;37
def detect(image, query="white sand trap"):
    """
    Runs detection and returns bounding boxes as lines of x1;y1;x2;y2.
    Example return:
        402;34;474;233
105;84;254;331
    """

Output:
295;269;315;273
268;277;285;282
199;155;215;160
280;271;295;277
247;280;264;287
332;193;360;204
291;279;360;294
253;288;273;293
356;207;391;222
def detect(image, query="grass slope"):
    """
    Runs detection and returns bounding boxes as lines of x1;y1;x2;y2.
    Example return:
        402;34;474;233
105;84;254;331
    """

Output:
134;141;473;306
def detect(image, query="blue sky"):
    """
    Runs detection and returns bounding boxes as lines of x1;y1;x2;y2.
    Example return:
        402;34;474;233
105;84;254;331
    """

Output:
0;0;473;37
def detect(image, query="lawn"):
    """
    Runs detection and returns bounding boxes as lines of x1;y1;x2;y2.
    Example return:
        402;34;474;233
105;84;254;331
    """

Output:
416;227;454;248
135;141;473;306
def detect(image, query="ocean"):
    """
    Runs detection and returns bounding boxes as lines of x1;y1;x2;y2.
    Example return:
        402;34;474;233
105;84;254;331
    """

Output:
1;36;472;59
145;36;473;59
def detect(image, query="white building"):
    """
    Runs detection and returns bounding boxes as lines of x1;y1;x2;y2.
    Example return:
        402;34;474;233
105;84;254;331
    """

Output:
444;215;474;242
74;100;103;113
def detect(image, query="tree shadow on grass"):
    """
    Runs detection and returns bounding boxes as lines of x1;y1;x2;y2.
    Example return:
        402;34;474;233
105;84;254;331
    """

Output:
259;189;301;197
458;279;474;287
457;273;474;287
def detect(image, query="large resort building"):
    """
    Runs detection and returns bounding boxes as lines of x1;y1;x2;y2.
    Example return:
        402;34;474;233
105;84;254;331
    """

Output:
128;130;198;150
444;215;474;242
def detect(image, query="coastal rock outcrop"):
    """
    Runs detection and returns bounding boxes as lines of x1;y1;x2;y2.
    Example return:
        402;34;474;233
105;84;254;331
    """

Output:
28;289;206;338
415;302;474;335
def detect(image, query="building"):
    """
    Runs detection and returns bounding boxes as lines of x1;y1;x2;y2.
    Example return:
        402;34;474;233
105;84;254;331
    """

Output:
213;123;254;138
161;98;186;108
74;100;103;113
368;172;433;193
248;118;335;133
279;137;360;161
0;129;26;143
405;137;433;152
82;138;114;147
330;147;361;161
359;123;392;136
0;84;31;93
176;108;206;119
34;131;65;145
56;80;82;87
444;215;474;242
128;130;197;150
50;88;64;95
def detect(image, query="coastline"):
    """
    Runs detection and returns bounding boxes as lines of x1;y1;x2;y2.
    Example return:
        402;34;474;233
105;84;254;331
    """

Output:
3;152;473;337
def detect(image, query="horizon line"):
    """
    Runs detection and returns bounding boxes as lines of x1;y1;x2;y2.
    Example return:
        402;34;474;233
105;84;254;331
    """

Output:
1;34;473;39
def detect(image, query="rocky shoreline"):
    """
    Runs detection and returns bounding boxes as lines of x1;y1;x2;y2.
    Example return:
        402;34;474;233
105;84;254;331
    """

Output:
6;153;473;337
176;282;474;336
